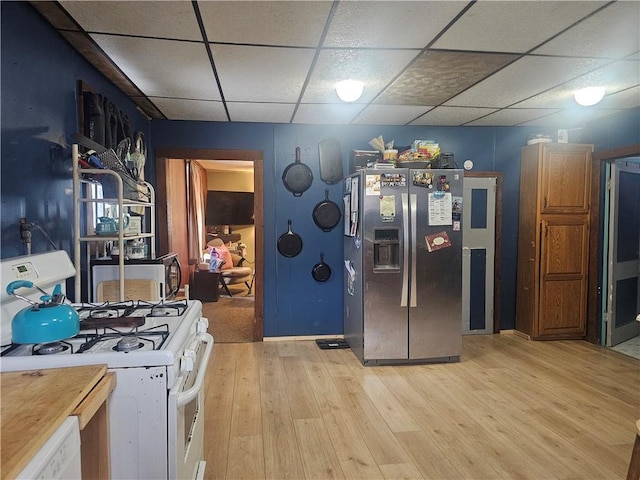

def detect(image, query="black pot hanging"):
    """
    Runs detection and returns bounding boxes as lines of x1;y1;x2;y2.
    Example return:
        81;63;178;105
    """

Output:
277;219;303;257
282;147;313;197
311;252;332;282
312;189;341;232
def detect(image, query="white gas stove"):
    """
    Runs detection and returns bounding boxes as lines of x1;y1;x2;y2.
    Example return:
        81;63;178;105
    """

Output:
2;298;201;387
1;251;212;479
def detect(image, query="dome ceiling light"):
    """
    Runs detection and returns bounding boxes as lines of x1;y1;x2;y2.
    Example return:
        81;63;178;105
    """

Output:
574;86;605;106
335;80;364;103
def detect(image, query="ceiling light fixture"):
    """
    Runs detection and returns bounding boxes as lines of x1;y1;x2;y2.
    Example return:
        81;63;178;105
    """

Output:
336;80;364;103
574;86;605;106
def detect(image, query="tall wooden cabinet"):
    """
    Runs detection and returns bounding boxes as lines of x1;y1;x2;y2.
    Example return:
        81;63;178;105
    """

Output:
515;143;593;339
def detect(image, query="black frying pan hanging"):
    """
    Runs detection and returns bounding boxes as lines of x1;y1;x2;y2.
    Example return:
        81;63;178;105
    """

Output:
312;252;331;282
277;219;303;257
282;146;313;197
312;189;341;232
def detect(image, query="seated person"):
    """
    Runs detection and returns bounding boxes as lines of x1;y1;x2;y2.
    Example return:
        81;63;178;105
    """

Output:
207;238;233;270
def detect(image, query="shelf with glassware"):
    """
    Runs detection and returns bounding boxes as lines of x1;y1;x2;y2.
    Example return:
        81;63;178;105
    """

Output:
72;144;156;302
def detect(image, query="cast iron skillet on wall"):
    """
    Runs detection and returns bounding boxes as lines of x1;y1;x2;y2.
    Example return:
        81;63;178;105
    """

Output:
311;252;331;282
312;189;341;232
277;219;303;257
282;146;313;197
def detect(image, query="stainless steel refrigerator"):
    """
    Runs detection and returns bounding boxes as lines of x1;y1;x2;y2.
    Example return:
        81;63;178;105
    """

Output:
343;168;463;365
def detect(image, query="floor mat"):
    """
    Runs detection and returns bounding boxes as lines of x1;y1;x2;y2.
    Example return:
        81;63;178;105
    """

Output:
316;339;350;349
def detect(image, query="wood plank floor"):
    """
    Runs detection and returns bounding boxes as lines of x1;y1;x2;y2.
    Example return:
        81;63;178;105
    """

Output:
203;334;639;480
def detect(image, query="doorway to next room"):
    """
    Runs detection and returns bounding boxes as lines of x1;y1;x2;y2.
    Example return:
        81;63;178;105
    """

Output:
155;148;264;343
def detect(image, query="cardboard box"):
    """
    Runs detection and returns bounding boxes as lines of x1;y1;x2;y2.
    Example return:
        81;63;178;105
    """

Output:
123;216;142;236
350;150;381;173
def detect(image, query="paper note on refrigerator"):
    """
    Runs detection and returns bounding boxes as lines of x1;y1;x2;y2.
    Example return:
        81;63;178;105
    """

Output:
343;194;351;236
365;175;380;196
428;192;453;225
379;195;395;221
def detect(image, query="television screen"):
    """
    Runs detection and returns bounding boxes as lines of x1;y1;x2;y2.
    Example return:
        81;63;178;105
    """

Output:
205;191;254;226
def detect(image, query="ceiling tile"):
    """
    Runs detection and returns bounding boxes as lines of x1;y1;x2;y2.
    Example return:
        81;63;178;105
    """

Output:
466;108;562;126
151;98;227;121
90;35;221;100
211;45;315;103
60;1;201;40
351;105;433;125
227;103;296;123
199;1;332;47
325;1;467;48
376;50;519;105
302;49;418;103
409;106;499;126
32;0;640;126
514;60;640;109
595;86;640;109
293;103;362;124
432;1;607;53
519;108;624;129
533;2;640;59
445;56;610;108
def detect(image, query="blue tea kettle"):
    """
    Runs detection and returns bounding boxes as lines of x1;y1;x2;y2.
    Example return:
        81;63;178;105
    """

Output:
6;280;80;344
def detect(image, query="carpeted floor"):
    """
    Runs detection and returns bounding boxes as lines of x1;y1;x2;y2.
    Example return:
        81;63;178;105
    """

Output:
201;287;254;343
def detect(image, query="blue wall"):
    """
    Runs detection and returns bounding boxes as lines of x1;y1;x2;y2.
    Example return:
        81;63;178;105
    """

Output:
150;123;528;337
1;2;150;259
2;2;638;336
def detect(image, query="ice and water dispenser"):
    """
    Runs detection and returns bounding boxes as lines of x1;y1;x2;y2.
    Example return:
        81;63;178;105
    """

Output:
373;228;400;271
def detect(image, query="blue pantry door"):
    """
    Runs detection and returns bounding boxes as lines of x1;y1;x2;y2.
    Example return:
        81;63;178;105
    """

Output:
462;176;496;335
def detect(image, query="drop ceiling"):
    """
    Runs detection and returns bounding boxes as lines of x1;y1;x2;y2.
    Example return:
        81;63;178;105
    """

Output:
31;0;640;127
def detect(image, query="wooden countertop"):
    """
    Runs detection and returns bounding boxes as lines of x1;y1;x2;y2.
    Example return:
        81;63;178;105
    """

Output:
0;364;112;479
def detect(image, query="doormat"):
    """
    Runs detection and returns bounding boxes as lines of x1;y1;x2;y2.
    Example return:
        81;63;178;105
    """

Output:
316;339;350;349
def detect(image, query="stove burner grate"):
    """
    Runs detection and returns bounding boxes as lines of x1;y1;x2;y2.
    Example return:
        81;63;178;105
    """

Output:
75;300;137;316
76;323;171;353
141;299;188;318
75;299;188;319
114;336;143;352
33;340;73;355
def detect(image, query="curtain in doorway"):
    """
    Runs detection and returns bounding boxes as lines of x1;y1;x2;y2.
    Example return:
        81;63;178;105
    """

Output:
186;160;208;263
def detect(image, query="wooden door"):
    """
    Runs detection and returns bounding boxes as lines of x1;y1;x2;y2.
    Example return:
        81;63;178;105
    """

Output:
538;215;589;338
540;144;592;213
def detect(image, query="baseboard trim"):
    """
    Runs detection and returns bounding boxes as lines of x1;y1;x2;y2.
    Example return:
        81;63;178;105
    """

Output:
499;329;516;335
510;330;531;340
263;334;345;342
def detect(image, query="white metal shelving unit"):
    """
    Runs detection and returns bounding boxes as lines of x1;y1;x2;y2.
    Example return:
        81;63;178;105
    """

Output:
72;144;156;302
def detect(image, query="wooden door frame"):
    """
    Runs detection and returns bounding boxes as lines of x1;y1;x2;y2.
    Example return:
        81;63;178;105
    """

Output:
464;171;503;333
155;147;264;342
588;144;640;344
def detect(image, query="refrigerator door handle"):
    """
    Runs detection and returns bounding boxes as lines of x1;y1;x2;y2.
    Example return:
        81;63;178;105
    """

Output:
410;193;417;307
401;193;409;307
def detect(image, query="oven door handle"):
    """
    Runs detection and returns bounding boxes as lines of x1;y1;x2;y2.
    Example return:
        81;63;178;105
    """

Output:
176;332;214;407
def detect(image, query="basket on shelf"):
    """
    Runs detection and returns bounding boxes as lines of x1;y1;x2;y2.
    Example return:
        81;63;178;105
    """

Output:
88;138;150;202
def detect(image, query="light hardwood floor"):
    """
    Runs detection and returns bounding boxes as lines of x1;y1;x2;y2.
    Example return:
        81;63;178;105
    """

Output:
203;334;639;479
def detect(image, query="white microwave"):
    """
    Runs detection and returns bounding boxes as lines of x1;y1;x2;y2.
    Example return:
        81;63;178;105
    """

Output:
91;253;181;302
